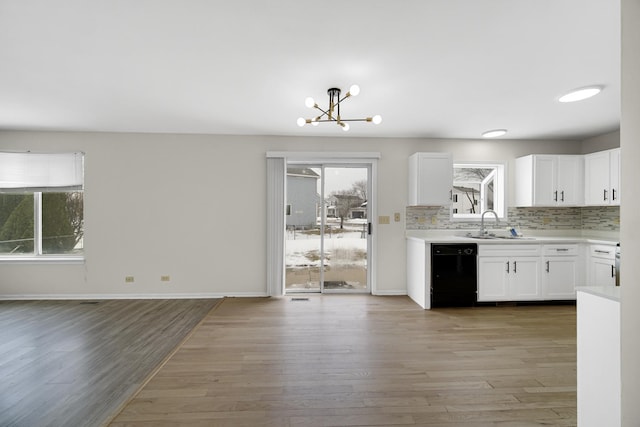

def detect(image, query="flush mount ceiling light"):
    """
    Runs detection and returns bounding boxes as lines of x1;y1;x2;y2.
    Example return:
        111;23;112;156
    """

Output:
297;85;382;132
481;129;508;138
558;85;603;103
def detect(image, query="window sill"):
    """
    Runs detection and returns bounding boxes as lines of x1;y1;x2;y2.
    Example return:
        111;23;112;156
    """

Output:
0;256;85;265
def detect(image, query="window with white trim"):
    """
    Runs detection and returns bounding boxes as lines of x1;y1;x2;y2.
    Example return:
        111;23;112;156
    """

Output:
0;152;84;257
451;162;506;220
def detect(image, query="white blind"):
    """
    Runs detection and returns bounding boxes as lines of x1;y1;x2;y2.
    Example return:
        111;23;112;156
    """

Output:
266;157;285;297
0;152;84;192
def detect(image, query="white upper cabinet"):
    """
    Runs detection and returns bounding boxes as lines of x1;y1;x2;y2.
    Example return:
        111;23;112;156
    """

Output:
584;148;621;206
408;152;453;206
515;155;584;207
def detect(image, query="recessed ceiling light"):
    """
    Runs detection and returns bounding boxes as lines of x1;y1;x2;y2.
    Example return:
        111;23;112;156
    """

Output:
482;129;507;138
558;86;603;103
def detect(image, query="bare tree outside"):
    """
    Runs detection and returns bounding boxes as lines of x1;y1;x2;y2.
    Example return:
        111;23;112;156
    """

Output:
351;179;367;201
453;167;494;214
286;165;369;293
329;179;367;229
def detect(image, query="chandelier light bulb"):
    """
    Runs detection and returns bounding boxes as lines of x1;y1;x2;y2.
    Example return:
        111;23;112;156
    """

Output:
297;86;378;131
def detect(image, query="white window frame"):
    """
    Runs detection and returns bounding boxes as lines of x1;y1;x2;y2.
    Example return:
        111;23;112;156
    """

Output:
0;191;84;263
0;151;84;263
451;161;507;221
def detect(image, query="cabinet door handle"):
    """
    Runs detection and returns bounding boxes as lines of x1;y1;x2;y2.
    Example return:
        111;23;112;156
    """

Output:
561;191;565;202
554;190;558;202
506;261;510;273
513;261;517;273
612;188;617;201
546;261;550;273
449;189;453;201
604;189;608;201
612;265;615;278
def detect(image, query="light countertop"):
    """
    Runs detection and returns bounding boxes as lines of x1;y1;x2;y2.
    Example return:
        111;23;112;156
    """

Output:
576;286;621;302
406;230;618;246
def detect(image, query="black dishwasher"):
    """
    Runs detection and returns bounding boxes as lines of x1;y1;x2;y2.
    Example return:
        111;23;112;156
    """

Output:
431;244;478;307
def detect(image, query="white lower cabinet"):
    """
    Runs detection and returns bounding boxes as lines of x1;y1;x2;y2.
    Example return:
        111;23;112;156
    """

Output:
588;244;616;286
478;243;586;302
542;244;580;300
478;245;542;302
477;257;509;301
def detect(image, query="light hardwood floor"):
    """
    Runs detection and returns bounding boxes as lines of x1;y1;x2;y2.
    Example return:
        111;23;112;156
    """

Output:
110;296;577;426
0;299;220;427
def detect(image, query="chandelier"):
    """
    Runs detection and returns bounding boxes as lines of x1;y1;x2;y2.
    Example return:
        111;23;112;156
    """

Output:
296;85;382;131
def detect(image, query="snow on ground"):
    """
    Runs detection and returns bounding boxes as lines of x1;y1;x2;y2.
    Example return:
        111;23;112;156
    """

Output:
285;230;367;268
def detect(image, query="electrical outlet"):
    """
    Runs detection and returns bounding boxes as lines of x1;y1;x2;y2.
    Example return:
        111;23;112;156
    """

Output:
125;276;134;283
379;215;390;224
417;217;426;224
394;212;401;222
431;216;438;225
160;275;171;282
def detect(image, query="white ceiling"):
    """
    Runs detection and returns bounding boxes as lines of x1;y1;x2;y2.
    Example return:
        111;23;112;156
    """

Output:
0;0;620;140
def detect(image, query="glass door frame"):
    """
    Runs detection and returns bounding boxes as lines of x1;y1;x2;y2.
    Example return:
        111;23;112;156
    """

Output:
283;156;378;295
320;163;371;293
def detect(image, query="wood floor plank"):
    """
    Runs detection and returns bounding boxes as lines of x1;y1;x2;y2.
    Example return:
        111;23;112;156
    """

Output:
0;298;220;427
110;295;577;426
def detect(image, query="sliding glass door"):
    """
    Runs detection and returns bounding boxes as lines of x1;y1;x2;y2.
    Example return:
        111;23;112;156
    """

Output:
285;164;370;293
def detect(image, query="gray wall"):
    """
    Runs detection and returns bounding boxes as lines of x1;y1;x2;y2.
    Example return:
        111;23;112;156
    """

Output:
0;130;601;298
621;0;640;423
581;130;620;154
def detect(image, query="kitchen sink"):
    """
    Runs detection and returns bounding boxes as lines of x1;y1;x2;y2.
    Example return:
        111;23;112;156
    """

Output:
466;234;536;240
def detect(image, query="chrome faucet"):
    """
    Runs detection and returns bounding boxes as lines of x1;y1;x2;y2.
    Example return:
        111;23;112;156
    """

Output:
480;210;499;235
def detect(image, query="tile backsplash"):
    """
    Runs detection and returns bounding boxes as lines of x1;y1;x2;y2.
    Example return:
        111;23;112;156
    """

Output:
406;205;620;232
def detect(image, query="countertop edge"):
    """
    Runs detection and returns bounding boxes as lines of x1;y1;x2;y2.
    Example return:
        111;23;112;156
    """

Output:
405;233;617;246
576;286;621;302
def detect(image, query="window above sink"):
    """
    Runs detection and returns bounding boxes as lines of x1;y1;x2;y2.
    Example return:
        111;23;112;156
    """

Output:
452;162;506;221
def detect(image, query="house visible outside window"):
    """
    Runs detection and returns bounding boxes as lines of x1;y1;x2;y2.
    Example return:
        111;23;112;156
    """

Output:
451;162;505;220
0;152;84;259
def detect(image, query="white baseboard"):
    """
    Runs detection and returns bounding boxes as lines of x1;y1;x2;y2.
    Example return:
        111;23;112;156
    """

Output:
372;290;408;296
0;291;407;300
0;292;269;300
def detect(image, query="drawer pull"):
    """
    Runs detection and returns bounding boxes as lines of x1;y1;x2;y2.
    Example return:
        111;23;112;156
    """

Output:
595;250;611;254
556;248;569;252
